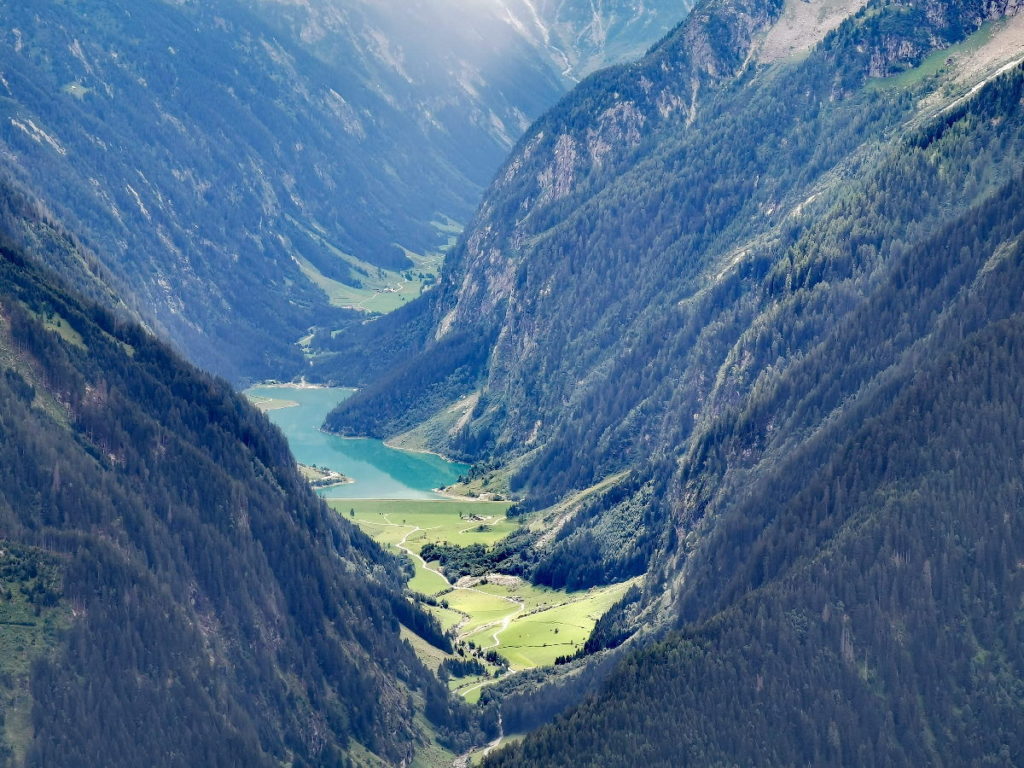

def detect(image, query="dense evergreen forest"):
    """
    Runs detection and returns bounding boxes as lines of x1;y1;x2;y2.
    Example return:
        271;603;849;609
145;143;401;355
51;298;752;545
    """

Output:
324;0;1024;596
0;209;494;765
484;131;1024;768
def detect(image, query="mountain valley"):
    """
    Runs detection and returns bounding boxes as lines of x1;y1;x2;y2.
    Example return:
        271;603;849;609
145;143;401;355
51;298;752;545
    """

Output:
319;1;1024;762
0;0;689;381
1;0;1024;765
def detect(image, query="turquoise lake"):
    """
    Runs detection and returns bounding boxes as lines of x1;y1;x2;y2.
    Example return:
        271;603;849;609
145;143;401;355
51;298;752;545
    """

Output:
245;386;470;499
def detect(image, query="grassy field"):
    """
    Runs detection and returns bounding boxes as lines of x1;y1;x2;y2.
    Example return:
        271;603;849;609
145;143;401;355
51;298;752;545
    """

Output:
410;708;459;768
290;216;459;314
294;251;440;313
333;499;514;598
868;21;996;91
339;499;519;598
331;498;639;697
443;588;518;637
42;312;85;348
469;580;636;668
428;605;466;632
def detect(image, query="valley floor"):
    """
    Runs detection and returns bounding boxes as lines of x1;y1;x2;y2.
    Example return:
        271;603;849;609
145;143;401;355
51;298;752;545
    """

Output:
331;499;637;702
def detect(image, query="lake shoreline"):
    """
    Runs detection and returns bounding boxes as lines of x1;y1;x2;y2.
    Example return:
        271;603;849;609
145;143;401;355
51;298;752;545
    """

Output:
313;479;356;490
255;380;357;392
382;437;463;466
323;428;467;468
248;395;299;412
431;486;500;502
245;384;469;499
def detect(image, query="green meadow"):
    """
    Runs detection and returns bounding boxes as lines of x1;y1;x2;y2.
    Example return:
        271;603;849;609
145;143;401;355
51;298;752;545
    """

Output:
331;498;638;699
291;217;459;315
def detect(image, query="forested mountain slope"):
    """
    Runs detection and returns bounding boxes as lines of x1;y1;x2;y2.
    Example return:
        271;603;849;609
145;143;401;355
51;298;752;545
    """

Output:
0;0;690;381
320;0;1024;755
0;202;490;766
327;0;1024;456
484;93;1024;767
490;303;1024;766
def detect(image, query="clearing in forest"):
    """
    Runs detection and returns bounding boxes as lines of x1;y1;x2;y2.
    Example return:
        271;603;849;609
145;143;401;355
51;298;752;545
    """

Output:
331;499;637;701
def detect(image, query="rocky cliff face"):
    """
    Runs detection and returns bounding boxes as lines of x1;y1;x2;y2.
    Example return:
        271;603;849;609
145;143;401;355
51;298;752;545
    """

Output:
433;0;786;338
496;0;694;80
245;0;694;153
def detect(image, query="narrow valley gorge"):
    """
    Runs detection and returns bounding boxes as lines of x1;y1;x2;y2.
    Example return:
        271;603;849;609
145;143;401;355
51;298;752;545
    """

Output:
0;0;1023;765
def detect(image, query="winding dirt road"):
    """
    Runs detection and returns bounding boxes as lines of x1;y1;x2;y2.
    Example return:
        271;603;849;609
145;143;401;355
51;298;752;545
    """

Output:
383;515;523;646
